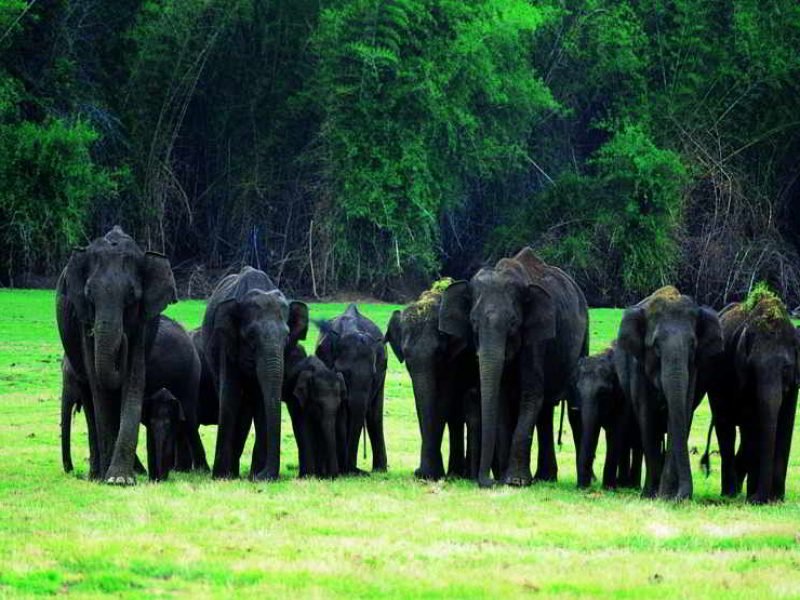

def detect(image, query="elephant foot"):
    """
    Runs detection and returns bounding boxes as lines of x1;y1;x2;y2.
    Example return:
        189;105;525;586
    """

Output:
640;487;657;499
533;471;557;483
504;466;533;487
252;469;279;482
477;475;496;489
105;472;136;486
415;467;444;481
746;494;770;505
349;468;370;477
372;465;388;473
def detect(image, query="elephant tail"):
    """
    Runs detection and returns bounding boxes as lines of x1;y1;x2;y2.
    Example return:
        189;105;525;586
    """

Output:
557;398;566;447
700;418;715;477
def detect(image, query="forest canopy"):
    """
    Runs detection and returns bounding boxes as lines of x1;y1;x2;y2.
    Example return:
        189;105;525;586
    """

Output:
1;0;799;305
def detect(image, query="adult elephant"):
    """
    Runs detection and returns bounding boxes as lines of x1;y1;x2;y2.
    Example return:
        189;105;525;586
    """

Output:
56;226;177;485
385;280;480;480
439;247;589;488
316;304;388;474
61;315;208;477
705;294;799;503
202;266;308;480
615;286;722;500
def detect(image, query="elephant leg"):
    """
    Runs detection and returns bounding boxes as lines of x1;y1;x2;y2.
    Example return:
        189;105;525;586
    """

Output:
174;434;193;472
187;422;210;472
105;338;146;484
715;417;738;497
82;395;102;480
286;400;311;477
493;387;514;480
629;432;643;490
446;416;466;478
636;401;663;499
213;360;244;479
734;438;747;495
772;390;797;501
533;401;557;483
233;401;253;479
603;424;621;489
465;389;480;480
345;398;369;475
366;388;388;472
336;408;348;476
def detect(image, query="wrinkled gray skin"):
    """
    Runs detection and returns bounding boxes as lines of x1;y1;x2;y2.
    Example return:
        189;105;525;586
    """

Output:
284;354;348;478
615;289;723;500
316;304;388;475
142;388;185;482
439;247;589;488
573;347;642;489
385;301;481;480
705;305;799;503
62;315;207;479
56;226;177;485
202;266;308;480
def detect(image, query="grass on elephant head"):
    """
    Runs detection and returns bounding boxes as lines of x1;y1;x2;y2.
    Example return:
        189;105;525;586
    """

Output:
0;290;799;598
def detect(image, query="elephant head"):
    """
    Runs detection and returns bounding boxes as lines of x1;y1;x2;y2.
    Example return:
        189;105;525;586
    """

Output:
439;267;556;487
293;361;347;477
141;388;185;482
617;290;723;498
63;227;176;391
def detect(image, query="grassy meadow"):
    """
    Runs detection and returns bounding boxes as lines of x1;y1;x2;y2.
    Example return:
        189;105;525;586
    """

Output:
0;289;799;598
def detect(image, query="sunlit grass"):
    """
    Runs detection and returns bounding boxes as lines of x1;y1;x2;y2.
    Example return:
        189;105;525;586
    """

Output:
0;290;798;597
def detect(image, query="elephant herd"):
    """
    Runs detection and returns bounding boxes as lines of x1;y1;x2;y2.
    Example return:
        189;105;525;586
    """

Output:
58;228;798;504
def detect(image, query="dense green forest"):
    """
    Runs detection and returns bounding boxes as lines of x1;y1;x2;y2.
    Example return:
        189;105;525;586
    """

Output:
1;0;799;305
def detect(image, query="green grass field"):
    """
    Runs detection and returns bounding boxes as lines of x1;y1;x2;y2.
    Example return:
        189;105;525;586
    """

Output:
0;290;798;598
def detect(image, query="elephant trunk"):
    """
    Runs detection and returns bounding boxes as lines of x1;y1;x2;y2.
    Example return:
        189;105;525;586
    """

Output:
256;351;284;478
662;356;692;499
477;332;506;487
320;415;340;477
409;362;445;479
578;398;600;488
753;378;781;503
93;311;127;391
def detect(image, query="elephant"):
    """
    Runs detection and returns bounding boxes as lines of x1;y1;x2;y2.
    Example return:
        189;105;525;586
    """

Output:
572;346;642;489
61;315;209;478
439;247;589;488
190;328;219;428
201;266;308;480
315;304;388;474
284;354;348;478
56;226;177;485
615;286;723;500
141;388;185;482
704;295;799;503
385;281;481;480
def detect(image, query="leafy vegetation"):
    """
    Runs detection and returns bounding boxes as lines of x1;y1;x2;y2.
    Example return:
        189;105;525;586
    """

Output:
1;290;798;597
0;1;799;304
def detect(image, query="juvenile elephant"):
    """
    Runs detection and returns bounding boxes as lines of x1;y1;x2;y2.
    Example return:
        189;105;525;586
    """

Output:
56;227;177;485
61;315;208;477
316;304;387;474
439;247;589;488
202;266;308;480
141;388;185;482
573;347;642;489
705;294;799;503
615;286;723;500
284;354;348;478
385;281;481;480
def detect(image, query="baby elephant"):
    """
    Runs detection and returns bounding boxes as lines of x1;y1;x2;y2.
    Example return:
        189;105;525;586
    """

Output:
574;347;642;489
142;388;186;482
285;356;348;478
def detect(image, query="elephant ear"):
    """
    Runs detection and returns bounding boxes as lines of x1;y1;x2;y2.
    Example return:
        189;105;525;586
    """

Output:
697;306;724;362
385;310;405;363
64;249;91;322
524;283;556;342
618;306;646;359
211;298;240;359
288;301;309;345
293;370;312;408
438;281;472;345
142;252;177;320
